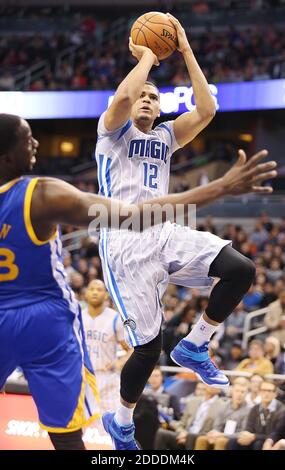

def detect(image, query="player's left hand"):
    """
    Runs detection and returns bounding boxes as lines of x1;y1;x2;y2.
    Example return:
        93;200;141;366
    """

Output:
166;13;190;54
222;149;277;196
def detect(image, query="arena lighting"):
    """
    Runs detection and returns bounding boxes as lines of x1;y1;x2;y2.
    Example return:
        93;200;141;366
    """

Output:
60;141;74;153
239;134;253;142
0;79;284;119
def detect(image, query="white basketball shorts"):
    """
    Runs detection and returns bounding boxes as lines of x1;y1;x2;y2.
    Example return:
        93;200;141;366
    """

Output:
99;222;231;347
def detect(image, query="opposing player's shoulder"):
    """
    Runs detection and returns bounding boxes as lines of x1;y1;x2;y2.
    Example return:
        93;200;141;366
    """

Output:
32;177;76;203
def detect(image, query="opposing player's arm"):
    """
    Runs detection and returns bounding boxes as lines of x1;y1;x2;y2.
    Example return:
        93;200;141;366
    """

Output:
104;39;158;131
31;150;277;238
31;177;129;239
145;150;277;210
167;14;216;147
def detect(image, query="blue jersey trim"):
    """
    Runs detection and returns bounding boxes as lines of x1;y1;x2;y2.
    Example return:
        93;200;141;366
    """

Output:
117;120;132;140
98;154;105;196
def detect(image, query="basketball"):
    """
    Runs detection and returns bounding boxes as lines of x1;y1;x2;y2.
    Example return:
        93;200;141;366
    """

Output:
130;11;178;60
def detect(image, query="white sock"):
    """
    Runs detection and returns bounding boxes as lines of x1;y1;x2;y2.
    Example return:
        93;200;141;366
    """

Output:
114;403;135;427
184;315;219;346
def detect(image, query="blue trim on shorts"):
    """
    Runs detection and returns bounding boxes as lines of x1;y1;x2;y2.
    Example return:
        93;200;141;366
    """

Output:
98;156;139;347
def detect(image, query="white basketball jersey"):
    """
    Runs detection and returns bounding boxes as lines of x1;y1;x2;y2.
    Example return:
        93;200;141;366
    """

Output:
95;112;180;203
82;306;124;371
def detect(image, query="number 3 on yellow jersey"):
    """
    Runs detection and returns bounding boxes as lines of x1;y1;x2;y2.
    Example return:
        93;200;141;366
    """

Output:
0;248;19;281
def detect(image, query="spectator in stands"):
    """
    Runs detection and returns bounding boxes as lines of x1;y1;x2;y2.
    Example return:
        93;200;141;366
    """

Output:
154;386;223;450
235;339;274;375
266;258;284;284
69;271;84;296
245;374;263;408
227;381;285;450
194;378;249;450
144;366;181;420
222;340;244;370
274;343;285;375
168;381;207;414
264;336;281;367
260;282;277;308
243;284;262;311
62;250;79;284
260;212;274;233
274;279;285;297
216;301;247;352
250;221;269;249
189;382;206;399
265;290;285;345
0;70;15;90
163;304;196;365
77;258;90;284
1;10;285;90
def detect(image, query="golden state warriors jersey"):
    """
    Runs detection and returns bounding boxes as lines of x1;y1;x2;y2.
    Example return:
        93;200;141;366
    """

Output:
0;177;76;310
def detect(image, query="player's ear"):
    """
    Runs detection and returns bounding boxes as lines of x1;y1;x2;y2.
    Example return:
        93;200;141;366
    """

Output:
104;291;109;301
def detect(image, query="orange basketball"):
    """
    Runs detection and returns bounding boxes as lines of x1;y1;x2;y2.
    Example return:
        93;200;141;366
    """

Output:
130;11;178;60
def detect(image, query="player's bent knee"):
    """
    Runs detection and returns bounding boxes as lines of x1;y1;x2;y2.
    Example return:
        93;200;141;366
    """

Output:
238;255;256;285
120;332;163;404
210;245;256;284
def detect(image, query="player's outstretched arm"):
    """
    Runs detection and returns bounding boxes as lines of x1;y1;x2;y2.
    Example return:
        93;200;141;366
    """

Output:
142;149;277;211
104;39;158;131
166;13;216;147
31;149;276;237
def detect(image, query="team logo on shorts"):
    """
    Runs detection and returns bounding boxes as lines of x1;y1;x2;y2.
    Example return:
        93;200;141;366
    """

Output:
123;318;137;331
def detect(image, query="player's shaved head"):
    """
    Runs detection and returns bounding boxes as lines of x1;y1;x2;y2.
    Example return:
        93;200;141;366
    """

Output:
0;114;38;182
0;114;22;156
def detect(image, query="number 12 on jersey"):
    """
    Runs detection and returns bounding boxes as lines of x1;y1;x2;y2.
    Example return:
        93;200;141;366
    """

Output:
143;162;158;189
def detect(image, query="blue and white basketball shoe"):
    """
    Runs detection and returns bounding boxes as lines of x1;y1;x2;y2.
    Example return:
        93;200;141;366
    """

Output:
170;339;229;388
102;412;140;450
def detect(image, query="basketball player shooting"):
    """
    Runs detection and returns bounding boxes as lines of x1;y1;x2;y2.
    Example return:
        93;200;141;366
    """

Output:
95;14;277;450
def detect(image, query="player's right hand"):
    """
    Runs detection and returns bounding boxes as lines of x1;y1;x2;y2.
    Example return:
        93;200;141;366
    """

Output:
129;37;159;66
221;149;277;196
